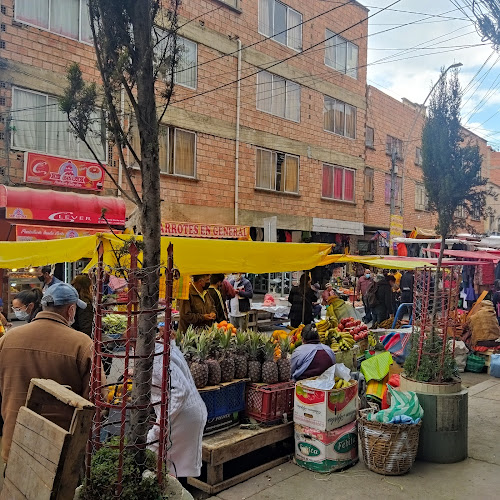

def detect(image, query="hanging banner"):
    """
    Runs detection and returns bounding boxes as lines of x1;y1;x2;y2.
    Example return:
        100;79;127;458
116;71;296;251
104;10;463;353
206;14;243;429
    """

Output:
24;152;105;191
161;221;251;240
15;224;105;241
389;214;404;255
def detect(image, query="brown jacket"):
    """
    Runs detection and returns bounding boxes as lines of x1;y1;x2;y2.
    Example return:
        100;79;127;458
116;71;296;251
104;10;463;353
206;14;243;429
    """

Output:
178;284;216;333
0;311;93;462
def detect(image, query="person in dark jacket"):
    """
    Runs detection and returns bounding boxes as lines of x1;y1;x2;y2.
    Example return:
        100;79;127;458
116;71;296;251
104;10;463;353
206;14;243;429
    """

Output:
72;274;94;336
288;274;318;328
11;288;43;323
228;273;253;331
207;274;229;323
400;270;415;316
492;279;500;324
371;274;394;327
178;275;216;333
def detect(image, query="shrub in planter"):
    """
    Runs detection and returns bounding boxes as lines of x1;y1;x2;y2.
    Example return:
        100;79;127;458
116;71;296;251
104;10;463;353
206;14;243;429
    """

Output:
81;438;163;500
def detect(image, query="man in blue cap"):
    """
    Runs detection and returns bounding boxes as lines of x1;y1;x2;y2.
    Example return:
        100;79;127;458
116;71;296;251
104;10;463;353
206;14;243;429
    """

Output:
0;282;94;464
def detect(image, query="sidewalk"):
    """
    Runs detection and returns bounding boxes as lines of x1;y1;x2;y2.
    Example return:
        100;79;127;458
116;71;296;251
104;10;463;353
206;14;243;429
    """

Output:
207;376;500;500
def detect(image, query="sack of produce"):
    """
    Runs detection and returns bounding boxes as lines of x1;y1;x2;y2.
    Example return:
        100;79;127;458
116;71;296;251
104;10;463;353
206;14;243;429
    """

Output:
468;301;500;346
450;340;469;373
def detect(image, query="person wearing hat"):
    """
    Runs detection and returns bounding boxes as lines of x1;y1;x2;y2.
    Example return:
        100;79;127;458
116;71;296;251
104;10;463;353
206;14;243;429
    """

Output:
0;282;94;463
321;283;336;305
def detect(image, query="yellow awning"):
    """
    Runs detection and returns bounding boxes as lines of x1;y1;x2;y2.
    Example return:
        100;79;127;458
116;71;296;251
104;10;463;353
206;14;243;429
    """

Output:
324;254;432;270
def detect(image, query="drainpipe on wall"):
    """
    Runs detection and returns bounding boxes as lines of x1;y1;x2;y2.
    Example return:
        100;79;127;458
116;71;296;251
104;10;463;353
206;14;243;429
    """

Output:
234;38;242;225
117;86;125;196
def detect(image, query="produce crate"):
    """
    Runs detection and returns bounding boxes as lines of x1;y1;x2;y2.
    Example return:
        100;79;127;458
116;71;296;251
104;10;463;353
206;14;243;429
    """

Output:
246;381;295;422
204;412;241;436
466;354;485;373
199;380;247;420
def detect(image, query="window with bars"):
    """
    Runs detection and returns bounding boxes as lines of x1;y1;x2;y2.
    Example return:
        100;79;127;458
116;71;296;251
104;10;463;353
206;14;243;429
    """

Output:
364;167;374;201
322;164;355;202
15;0;93;44
255;147;299;194
323;95;356;139
386;135;403;159
384;174;402;207
415;183;429;211
415;147;423;166
153;30;197;89
366;126;374;148
325;29;359;79
455;205;466;219
11;87;106;161
471;204;481;221
258;0;302;51
256;71;300;122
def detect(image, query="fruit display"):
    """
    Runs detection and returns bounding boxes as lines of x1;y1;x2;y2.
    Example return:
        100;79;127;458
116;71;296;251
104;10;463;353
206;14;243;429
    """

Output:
247;332;263;383
316;317;369;352
277;337;292;382
219;329;236;382
216;320;237;335
262;340;279;384
189;333;210;389
334;377;352;389
234;331;249;379
290;324;304;351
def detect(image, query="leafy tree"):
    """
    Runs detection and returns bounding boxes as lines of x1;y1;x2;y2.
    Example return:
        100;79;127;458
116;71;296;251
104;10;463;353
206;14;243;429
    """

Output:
60;0;181;467
421;68;488;269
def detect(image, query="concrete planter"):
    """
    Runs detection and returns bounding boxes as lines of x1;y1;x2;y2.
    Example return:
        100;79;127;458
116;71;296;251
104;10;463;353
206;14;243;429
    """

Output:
401;374;468;463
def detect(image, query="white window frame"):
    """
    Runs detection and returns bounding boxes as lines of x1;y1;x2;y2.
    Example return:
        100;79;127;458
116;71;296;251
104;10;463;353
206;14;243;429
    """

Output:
325;29;359;79
11;87;107;163
323;95;356;140
415;146;423;166
322;163;355;203
415;183;429;211
170;128;197;178
258;0;302;51
256;71;301;122
14;0;93;45
255;146;300;194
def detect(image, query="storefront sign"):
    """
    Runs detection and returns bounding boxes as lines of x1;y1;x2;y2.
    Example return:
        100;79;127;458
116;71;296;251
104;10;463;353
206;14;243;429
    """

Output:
389;214;404;255
6;207;123;226
24;152;105;191
161;222;250;240
15;224;104;241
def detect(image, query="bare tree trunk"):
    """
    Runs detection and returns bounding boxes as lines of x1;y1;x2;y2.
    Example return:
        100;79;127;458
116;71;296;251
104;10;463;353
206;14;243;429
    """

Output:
128;0;161;465
430;234;446;339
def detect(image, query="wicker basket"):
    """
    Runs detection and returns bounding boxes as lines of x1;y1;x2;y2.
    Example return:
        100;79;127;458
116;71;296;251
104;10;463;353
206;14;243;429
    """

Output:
358;414;421;475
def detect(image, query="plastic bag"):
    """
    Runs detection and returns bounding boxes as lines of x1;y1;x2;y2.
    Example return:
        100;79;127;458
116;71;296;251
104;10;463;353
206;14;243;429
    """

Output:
366;385;423;423
360;351;393;383
451;340;469;373
301;363;350;390
490;354;500;378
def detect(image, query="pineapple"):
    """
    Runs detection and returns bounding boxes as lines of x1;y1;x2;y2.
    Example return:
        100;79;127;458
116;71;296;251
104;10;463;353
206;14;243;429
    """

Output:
206;329;222;385
189;333;209;389
234;331;249;379
262;340;279;385
277;337;291;382
247;332;262;383
180;327;197;365
219;329;235;382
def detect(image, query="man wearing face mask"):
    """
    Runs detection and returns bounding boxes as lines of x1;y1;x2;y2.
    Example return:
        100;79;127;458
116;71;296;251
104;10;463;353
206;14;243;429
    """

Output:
178;274;216;333
228;273;253;331
0;282;93;463
36;265;62;292
356;268;374;323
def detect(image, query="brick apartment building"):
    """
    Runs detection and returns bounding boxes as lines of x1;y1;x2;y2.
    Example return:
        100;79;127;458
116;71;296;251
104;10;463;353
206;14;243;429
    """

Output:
0;0;496;258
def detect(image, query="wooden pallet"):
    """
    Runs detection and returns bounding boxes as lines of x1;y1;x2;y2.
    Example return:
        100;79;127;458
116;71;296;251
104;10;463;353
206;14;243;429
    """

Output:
187;422;293;495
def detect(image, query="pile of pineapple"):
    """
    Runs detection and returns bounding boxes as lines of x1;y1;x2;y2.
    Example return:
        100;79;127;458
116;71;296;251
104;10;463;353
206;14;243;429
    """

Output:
178;326;292;389
316;319;356;352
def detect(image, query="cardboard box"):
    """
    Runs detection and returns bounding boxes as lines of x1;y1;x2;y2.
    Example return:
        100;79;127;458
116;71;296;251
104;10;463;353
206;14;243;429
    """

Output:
294;421;358;473
294;379;358;431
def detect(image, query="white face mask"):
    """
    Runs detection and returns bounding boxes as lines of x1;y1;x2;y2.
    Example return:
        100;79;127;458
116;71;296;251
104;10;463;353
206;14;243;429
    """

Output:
14;309;30;321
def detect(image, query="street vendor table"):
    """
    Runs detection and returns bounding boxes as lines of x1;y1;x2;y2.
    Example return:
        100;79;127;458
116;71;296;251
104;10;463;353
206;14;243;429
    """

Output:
187;422;293;495
248;302;290;329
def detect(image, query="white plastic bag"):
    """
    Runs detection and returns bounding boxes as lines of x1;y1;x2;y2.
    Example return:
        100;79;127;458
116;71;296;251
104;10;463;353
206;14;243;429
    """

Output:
301;363;350;390
450;340;468;373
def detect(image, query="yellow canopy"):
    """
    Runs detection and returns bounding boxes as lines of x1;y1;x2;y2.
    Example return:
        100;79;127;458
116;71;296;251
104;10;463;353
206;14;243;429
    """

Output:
325;255;432;270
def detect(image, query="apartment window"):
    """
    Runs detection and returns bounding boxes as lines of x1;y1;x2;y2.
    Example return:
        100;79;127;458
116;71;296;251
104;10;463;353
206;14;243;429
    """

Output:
366;126;374;148
324;96;356;139
415;183;429;211
256;71;300;122
471;204;481;221
256;147;299;193
415;147;423;166
325;30;359;79
15;0;93;44
11;87;106;161
322;164;355;202
217;0;240;8
364;167;374;202
154;30;197;89
455;205;466;219
386;135;403;158
384;174;402;207
132;122;196;178
258;0;302;51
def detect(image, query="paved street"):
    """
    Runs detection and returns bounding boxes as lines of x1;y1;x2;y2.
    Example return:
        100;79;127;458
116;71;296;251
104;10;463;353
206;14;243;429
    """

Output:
206;374;500;500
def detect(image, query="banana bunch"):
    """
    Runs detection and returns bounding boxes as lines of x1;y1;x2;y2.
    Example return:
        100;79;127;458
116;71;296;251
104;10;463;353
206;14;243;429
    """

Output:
334;377;351;389
316;320;329;332
368;332;377;348
330;340;340;351
338;332;355;351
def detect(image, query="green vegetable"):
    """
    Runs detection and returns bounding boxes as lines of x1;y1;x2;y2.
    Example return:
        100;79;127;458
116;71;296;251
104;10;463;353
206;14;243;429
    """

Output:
102;314;127;336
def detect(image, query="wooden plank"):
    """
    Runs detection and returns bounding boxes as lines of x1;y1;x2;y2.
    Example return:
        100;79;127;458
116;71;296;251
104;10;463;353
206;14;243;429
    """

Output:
0;478;28;500
205;423;293;466
188;456;291;495
206;464;224;485
27;379;94;410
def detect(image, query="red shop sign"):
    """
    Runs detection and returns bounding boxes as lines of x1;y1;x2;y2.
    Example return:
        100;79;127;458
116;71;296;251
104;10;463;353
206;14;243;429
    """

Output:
15;224;105;241
24;152;105;191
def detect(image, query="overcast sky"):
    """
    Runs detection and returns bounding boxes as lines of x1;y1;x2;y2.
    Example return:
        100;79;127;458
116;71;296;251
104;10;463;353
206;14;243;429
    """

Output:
361;0;500;149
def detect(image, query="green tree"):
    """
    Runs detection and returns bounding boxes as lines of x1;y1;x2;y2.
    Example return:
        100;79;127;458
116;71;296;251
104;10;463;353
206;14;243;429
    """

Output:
421;68;488;269
60;0;181;468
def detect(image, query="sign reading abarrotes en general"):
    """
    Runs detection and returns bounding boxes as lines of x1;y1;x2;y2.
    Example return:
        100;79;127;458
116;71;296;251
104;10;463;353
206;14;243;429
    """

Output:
24;152;105;191
161;222;250;240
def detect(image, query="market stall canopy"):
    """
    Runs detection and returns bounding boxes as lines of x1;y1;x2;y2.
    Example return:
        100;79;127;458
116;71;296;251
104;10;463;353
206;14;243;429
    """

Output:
324;254;433;270
422;248;500;262
0;185;126;226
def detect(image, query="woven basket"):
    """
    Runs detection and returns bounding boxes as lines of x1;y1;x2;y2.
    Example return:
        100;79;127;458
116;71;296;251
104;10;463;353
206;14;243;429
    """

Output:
358;414;421;475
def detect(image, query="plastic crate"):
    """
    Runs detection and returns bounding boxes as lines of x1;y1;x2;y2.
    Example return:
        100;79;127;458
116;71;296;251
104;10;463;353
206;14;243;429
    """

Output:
246;381;295;422
199;380;246;420
466;354;485;373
